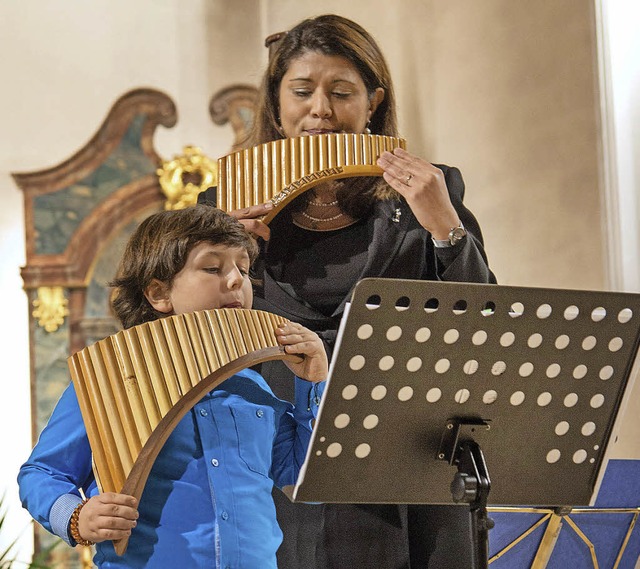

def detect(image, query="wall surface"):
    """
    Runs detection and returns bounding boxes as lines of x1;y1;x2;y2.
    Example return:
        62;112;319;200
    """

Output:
429;2;604;290
0;1;229;561
0;0;638;563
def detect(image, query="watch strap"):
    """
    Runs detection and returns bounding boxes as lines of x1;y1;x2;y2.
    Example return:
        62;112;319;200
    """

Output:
432;221;466;248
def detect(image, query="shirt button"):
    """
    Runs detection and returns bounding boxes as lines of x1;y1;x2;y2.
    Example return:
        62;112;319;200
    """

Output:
256;409;264;418
211;458;219;467
221;511;229;520
199;409;208;417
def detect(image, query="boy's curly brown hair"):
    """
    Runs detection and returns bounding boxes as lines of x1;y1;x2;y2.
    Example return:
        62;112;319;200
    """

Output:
110;205;258;330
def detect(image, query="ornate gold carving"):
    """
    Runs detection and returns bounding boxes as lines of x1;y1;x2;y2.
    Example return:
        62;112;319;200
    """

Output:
157;146;218;210
32;286;69;332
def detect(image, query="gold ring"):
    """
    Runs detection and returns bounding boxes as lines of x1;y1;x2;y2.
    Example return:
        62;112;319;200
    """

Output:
405;174;413;185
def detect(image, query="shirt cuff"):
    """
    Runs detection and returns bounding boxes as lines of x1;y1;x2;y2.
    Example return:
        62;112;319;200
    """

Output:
433;236;466;264
294;378;326;415
50;493;83;546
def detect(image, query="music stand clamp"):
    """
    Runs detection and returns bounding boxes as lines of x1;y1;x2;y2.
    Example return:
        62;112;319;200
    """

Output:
438;419;494;569
293;278;640;568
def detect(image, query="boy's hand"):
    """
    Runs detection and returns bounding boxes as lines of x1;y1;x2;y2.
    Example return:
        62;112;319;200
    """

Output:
275;323;328;383
77;493;138;544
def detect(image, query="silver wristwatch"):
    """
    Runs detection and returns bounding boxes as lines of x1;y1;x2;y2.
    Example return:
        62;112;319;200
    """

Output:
432;221;467;248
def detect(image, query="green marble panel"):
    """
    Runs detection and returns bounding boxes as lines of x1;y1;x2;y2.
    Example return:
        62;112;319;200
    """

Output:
34;313;70;436
31;296;95;568
83;205;161;344
33;115;157;256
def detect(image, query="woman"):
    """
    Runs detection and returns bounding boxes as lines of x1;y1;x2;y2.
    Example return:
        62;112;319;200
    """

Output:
200;14;496;569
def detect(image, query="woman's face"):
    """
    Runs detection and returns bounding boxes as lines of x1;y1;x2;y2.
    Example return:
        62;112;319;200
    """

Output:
278;51;384;138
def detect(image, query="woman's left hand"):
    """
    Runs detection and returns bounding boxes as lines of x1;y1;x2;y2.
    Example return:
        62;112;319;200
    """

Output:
377;147;460;240
227;202;273;241
275;322;328;383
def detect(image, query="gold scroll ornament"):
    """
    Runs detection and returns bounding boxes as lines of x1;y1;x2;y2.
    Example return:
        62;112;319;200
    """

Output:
157;145;218;210
32;286;69;333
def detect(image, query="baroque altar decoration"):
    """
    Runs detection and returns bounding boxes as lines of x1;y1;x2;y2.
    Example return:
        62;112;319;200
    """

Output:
13;84;257;568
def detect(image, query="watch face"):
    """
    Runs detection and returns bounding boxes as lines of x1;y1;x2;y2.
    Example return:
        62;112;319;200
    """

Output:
449;226;467;245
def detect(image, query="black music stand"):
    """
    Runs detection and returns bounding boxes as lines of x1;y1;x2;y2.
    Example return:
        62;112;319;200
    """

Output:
292;278;640;568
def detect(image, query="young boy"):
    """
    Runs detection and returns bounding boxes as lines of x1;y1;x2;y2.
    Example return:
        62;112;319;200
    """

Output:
18;205;328;568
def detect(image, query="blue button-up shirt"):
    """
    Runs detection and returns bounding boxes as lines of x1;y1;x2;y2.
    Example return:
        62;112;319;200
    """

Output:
18;368;324;568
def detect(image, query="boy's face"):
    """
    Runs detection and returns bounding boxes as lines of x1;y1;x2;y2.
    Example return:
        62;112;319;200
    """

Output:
146;242;253;316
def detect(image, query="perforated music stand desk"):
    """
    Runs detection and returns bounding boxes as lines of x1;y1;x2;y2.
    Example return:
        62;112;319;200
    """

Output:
292;278;640;564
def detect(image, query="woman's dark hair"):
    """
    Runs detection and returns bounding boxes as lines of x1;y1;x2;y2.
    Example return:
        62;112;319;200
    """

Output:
249;14;400;216
250;14;398;145
110;205;258;330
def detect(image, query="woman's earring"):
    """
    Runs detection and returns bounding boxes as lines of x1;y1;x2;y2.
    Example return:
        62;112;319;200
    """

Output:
276;117;285;136
364;120;371;135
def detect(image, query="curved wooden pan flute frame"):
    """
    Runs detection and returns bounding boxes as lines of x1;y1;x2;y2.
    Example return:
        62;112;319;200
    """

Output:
216;133;406;224
67;308;300;555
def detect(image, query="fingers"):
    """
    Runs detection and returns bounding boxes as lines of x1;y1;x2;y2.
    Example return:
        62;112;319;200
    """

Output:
276;323;329;383
238;218;271;241
79;493;139;543
377;147;440;191
377;147;413;181
228;201;274;219
377;148;459;235
98;492;138;508
228;202;273;240
275;323;318;354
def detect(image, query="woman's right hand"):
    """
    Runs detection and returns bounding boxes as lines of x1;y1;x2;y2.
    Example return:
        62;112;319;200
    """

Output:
228;202;273;241
77;493;138;544
377;148;460;239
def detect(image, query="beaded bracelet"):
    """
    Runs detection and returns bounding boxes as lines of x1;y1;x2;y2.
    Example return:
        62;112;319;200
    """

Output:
69;499;95;547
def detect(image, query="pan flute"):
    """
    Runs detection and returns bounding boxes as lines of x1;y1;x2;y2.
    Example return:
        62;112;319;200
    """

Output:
68;308;299;555
216;133;406;224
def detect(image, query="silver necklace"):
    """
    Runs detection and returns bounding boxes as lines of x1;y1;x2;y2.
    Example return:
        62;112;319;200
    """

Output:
300;210;345;223
307;198;339;207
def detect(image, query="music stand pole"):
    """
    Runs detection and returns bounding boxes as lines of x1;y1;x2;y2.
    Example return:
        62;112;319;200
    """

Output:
440;419;494;568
